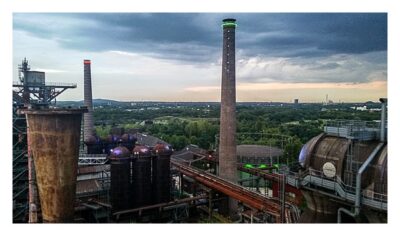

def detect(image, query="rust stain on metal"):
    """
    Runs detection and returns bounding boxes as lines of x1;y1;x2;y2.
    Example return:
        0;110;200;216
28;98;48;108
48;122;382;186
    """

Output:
171;160;281;221
20;108;86;223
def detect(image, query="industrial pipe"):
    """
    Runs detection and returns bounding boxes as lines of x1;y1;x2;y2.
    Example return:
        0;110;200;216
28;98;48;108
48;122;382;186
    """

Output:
172;160;281;221
337;142;384;223
19;108;87;223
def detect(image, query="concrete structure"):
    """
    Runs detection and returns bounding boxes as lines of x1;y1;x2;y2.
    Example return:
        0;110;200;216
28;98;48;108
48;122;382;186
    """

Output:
19;108;86;222
218;18;238;217
83;60;95;142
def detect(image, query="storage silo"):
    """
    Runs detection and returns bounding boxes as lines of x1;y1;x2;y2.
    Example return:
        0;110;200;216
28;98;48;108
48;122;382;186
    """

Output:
152;144;172;204
103;134;120;155
84;135;103;154
19;108;86;223
110;146;131;212
121;133;137;152
132;145;152;208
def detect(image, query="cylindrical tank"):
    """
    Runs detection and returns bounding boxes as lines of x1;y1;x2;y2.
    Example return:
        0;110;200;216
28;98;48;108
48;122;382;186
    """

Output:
121;133;137;152
20;108;86;223
298;133;388;222
372;145;387;194
103;134;119;155
298;191;340;223
110;146;131;212
152;143;172;204
84;135;103;154
299;134;381;186
132;145;152;208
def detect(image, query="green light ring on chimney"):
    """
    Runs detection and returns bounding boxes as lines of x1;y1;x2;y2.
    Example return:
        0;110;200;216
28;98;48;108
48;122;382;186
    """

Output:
222;22;237;28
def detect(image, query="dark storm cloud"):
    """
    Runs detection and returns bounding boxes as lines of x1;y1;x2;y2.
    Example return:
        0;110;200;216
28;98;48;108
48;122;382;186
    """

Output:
13;13;387;63
13;13;222;62
235;13;387;57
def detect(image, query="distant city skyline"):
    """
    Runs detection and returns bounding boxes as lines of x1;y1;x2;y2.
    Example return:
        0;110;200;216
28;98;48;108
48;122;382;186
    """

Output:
13;13;387;102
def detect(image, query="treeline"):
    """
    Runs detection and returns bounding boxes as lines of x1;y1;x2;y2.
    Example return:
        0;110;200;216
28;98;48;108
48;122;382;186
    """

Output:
93;105;381;157
93;106;219;125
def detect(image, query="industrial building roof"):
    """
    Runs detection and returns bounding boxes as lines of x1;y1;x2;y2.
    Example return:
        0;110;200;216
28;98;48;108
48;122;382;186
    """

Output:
133;133;170;147
237;145;283;158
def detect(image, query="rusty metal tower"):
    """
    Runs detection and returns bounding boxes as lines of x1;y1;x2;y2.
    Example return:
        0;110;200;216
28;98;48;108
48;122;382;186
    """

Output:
12;58;77;222
19;108;87;222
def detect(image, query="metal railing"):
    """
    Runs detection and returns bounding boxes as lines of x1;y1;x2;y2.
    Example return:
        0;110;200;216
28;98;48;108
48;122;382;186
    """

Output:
78;154;109;165
325;120;380;129
13;81;77;88
284;169;387;211
324;120;380;140
43;82;77;87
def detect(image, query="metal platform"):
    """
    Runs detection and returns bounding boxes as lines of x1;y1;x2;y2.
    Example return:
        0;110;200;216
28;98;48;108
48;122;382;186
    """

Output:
284;170;387;211
78;153;108;165
324;120;380;141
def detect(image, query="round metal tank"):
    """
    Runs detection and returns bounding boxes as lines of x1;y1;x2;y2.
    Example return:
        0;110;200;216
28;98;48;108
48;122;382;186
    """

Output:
299;134;384;187
152;144;172;204
110;146;131;212
298;133;325;168
299;133;387;222
121;133;137;152
20;108;86;223
298;191;340;223
372;145;387;195
84;135;103;154
132;145;152;208
103;135;119;155
299;134;350;178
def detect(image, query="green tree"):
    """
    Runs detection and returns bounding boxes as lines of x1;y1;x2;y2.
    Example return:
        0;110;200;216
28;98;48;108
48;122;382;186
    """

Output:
283;137;303;164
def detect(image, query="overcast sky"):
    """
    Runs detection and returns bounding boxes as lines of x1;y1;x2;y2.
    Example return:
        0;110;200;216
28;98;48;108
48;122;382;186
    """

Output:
13;13;387;102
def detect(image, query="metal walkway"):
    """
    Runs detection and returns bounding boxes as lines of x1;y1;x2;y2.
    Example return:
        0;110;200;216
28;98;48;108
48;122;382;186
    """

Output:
78;153;108;165
171;159;282;222
285;172;387;211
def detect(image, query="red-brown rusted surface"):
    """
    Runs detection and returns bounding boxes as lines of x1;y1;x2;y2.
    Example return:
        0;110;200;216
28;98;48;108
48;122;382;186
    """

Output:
171;160;281;222
20;108;86;223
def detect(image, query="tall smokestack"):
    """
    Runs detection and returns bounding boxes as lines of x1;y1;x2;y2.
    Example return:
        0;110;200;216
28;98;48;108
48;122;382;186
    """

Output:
83;59;95;141
218;18;238;216
19;108;87;222
379;98;387;142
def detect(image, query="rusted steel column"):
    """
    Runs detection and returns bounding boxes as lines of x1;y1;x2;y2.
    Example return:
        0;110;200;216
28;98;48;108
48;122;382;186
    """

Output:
218;18;238;217
19;108;86;223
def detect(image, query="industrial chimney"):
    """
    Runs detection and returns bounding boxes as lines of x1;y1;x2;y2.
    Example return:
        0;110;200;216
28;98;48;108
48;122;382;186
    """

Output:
379;98;387;142
218;18;238;216
19;108;87;222
83;59;95;141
